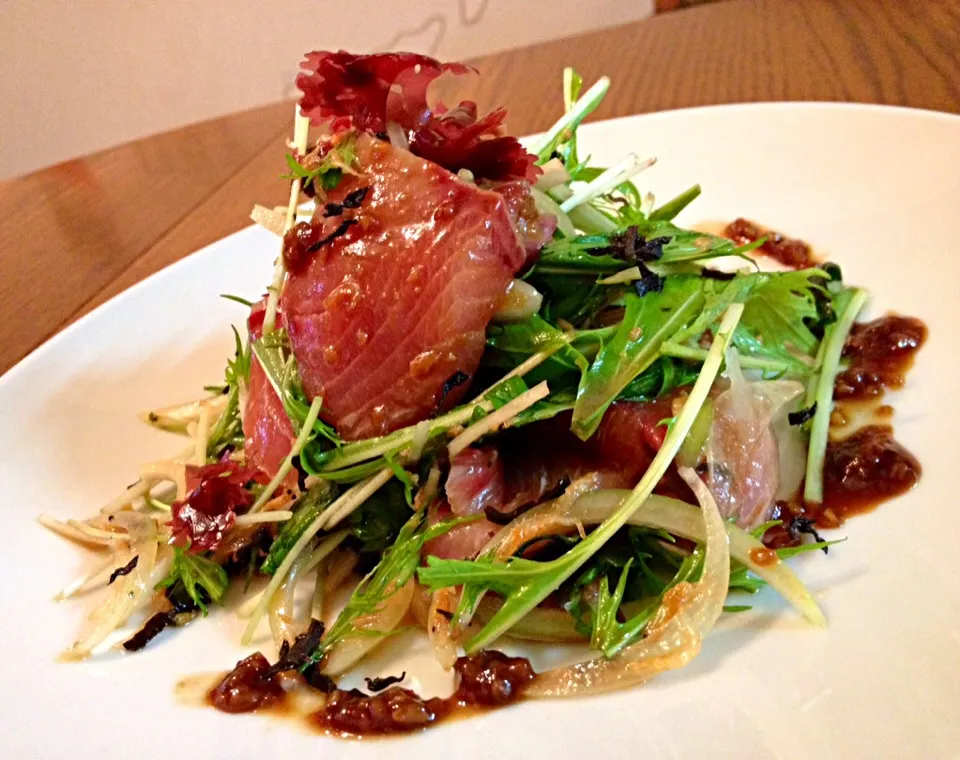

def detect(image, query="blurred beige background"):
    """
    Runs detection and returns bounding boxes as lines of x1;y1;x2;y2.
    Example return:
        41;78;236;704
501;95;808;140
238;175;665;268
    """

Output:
0;0;654;179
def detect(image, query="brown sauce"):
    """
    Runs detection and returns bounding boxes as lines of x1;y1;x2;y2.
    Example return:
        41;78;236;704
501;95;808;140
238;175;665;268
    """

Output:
209;653;285;713
312;650;535;738
761;306;926;549
205;649;535;739
724;218;816;269
818;425;922;523
763;425;922;549
834;315;927;400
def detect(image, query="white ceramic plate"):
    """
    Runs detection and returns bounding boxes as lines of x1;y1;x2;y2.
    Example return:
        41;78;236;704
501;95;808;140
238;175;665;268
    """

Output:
2;103;959;760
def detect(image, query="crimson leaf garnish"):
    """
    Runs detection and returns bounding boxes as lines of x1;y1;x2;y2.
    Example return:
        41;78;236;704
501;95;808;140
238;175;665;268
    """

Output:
170;462;262;552
296;50;539;182
410;102;541;183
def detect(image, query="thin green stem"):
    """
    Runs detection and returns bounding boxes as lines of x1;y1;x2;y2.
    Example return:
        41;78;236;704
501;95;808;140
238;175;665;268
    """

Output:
803;289;868;504
650;184;702;222
249;396;323;513
531;77;610;161
661;341;796;375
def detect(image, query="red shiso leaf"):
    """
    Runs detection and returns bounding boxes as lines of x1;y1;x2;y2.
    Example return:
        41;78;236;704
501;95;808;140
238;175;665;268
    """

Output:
170;462;263;552
411;103;541;183
297;50;469;134
296;51;539;182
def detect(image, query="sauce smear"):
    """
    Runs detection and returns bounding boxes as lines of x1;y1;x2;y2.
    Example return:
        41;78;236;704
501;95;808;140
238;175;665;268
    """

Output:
818;425;922;525
724;218;815;269
834;315;927;399
312;650;535;737
209;653;285;713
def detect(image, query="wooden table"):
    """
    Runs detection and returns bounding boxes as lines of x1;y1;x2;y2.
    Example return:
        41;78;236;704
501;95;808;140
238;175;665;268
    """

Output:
2;0;958;376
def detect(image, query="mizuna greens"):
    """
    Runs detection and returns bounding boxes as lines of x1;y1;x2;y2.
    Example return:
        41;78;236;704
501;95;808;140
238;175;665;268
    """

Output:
43;59;899;730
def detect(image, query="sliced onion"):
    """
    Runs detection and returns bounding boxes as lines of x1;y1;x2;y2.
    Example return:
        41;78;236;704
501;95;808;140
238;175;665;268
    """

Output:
311;560;327;624
534;158;570;191
472;597;584;643
410;585;459;670
60;513;160;661
494;280;545;323
268;542;315;651
55;552;122;601
427;588;459;669
527;467;728;697
482;472;612;559
322;580;415;676
323;547;360;597
139;393;229;435
705;349;804;529
487;487;824;626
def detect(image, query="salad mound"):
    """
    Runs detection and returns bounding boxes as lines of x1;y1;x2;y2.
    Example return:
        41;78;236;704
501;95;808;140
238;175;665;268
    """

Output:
42;51;924;737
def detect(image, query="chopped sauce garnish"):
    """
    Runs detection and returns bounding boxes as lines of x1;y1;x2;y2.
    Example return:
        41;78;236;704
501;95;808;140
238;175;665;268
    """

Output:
209;653;285;714
310;650;535;737
819;425;921;521
763;425;922;548
315;687;441;736
724;218;815;269
834;315;927;399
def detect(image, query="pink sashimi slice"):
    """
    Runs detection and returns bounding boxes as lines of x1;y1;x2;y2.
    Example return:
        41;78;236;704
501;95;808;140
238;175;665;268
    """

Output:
242;300;296;482
281;134;526;440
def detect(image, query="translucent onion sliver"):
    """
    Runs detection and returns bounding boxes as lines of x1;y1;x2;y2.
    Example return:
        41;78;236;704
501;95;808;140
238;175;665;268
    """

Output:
527;467;728;697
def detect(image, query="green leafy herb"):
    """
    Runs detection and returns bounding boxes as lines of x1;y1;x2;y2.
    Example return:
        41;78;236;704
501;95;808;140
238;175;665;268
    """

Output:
419;304;743;653
529;272;611;326
343;481;411;554
220;293;255;308
740;268;832;356
261;483;340;575
485;315;588;383
280;133;358;192
206;326;250;459
649;184;702;222
384;454;417;507
804;288;868;503
572;276;705;439
532;73;609;163
251;334;342;448
619;357;701;402
308;509;469;665
156;547;228;615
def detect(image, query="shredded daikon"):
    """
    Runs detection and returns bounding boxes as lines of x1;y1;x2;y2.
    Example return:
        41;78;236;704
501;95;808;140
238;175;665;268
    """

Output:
250;204;286;236
39;515;128;547
234;510;294;526
448;381;549;458
60;514;160;661
140;394;229;435
55;553;120;601
193;405;211;466
241;469;393;645
263;108;311;335
559;154;656;213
